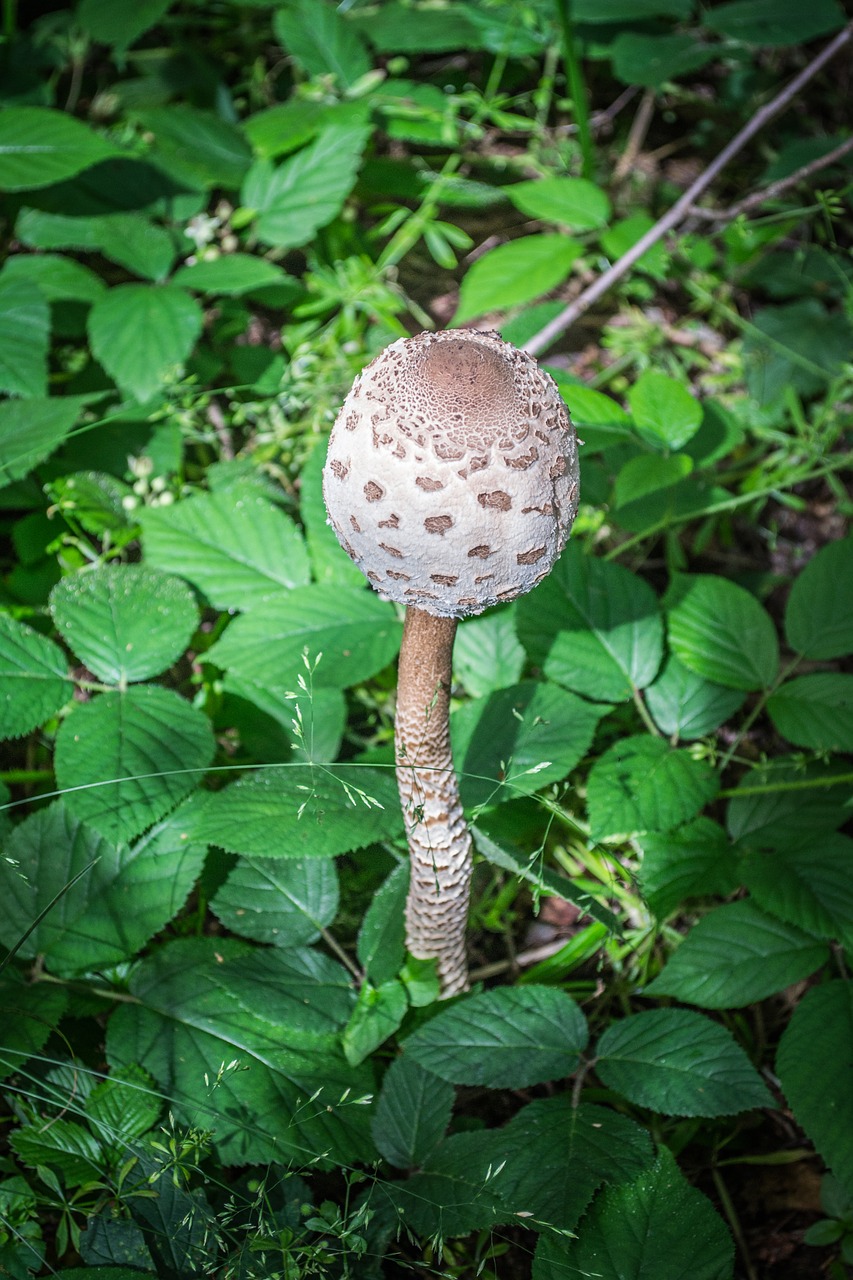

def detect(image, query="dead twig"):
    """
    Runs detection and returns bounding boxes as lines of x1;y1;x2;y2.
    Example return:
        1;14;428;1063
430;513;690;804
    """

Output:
688;134;853;224
523;22;853;357
613;88;656;182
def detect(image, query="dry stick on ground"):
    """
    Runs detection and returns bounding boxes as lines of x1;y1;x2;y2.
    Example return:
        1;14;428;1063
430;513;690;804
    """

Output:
688;134;853;224
523;22;853;358
613;88;656;183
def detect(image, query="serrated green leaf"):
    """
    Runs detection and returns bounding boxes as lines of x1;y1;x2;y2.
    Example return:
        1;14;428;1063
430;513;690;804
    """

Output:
88;283;202;402
357;861;408;986
613;454;694;508
243;99;326;160
135;106;253;190
77;0;173;49
560;1146;733;1280
0;275;49;398
55;686;215;844
50;564;198;684
454;607;525;698
627;371;703;450
0;798;209;976
0;107;121;191
785;537;853;660
273;0;371;87
705;0;845;46
106;937;373;1165
777;981;853;1193
596;1008;773;1117
243;118;371;249
573;0;692;17
211;855;339;947
505;177;611;229
0;978;68;1081
668;575;779;690
10;1118;103;1187
516;543;664;702
742;834;853;952
645;655;745;739
343;979;408;1067
646;900;829;1008
172;254;292;296
141;485;311;610
454;680;607;810
0;395;85;489
638;818;739;919
2;253;106;304
454;234;581;326
0;614;72;740
86;1065;161;1147
193;764;402;858
405;986;588;1088
600;213;670;279
768;673;853;751
17;209;176;282
611;32;718;89
382;1129;511;1238
371;1054;454;1169
587;736;718;841
47;471;132;537
726;757;850;848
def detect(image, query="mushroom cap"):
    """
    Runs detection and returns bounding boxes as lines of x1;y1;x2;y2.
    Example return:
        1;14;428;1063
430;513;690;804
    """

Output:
322;329;579;618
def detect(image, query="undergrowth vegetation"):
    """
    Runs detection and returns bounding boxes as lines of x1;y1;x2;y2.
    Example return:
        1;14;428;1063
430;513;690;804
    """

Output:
0;1;852;1277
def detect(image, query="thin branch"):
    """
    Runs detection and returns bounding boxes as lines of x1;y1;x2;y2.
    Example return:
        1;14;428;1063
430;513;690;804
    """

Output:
613;88;656;182
523;22;853;357
689;133;853;223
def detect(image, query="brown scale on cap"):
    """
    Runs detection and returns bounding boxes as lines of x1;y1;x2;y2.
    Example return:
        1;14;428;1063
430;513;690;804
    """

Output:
322;329;580;996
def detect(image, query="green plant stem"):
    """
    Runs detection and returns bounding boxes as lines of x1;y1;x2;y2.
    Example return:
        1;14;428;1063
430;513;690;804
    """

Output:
718;653;803;772
632;685;661;737
2;0;16;38
0;769;54;785
555;1;593;178
717;770;853;799
320;927;363;982
711;1165;758;1280
33;970;140;1004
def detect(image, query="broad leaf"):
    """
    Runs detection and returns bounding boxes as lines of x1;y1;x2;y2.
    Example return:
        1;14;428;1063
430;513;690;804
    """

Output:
638;818;739;919
10;1118;103;1187
405;986;588;1088
454;607;525;698
141;485;311;610
613;454;694;509
454;235;581;326
0;107;121;190
273;0;371;87
86;1065;161;1147
55;686;215;843
558;1146;733;1280
768;673;853;751
777;981;853;1193
505;177;611;229
299;439;367;588
342;979;408;1067
88;283;203;402
587;736;718;841
0;979;68;1081
668;575;779;690
357;861;408;987
516;543;663;702
106;937;374;1165
0;614;72;739
211;855;339;947
645;655;745;739
1;246;105;302
172;254;292;296
382;1130;512;1238
785;536;853;659
77;0;174;49
50;564;198;684
135;106;253;189
726;756;851;848
371;1054;454;1169
17;209;176;282
742;834;853;952
596;1008;773;1116
627;370;702;450
0;275;49;398
611;32;718;89
646;899;829;1008
0;395;85;488
705;0;845;46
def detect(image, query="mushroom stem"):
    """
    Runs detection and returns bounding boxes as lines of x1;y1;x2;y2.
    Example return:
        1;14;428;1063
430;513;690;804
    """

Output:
394;606;472;997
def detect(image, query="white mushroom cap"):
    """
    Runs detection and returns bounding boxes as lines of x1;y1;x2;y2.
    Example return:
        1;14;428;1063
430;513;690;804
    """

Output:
322;329;579;619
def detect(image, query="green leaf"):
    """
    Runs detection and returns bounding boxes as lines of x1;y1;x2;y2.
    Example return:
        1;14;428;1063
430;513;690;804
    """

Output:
558;383;632;442
342;979;408;1067
0;107;121;191
454;607;525;698
55;686;215;844
611;32;718;88
0;395;84;488
0;978;68;1081
242;117;371;249
0;275;49;397
349;1;483;53
243;99;326;160
600;213;670;279
211;855;339;947
382;1130;511;1238
645;655;746;740
1;253;106;304
646;900;829;1008
405;986;588;1088
207;585;401;704
785;536;853;660
172;254;292;296
192;764;403;858
10;1118;103;1187
88;283;203;402
505;177;611;230
587;736;718;841
77;0;173;49
627;371;703;450
573;0;692;17
135;106;253;190
705;0;845;46
357;861;408;987
596;1008;773;1117
638;818;739;919
742;834;853;952
560;1146;733;1280
273;0;371;87
516;543;664;702
86;1065;161;1147
0;798;209;976
0;614;72;740
141;485;311;610
299;439;367;588
454;235;581;326
17;209;176;282
50;564;198;684
768;673;853;751
744;299;852;405
371;1054;454;1169
454;680;607;810
106;937;373;1165
726;757;851;849
777;981;853;1193
613;454;693;509
668;575;779;690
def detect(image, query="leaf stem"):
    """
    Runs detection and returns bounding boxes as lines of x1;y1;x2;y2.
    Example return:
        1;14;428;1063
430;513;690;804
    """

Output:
718;652;803;773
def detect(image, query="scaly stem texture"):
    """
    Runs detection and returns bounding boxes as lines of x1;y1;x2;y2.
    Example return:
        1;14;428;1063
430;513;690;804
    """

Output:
395;608;472;997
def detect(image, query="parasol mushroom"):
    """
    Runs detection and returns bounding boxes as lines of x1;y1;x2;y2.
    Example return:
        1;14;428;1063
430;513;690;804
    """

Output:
322;329;579;996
